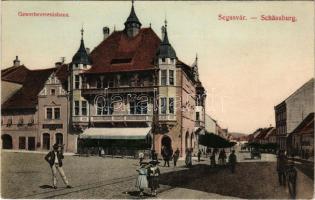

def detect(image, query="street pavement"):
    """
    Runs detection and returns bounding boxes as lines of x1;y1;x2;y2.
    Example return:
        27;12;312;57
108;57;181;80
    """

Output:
1;150;313;199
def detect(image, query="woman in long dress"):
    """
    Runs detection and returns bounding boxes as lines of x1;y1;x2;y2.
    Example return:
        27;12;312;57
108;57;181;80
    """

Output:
136;163;148;197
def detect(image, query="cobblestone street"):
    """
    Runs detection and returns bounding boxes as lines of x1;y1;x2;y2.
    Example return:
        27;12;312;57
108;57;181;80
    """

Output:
1;151;313;199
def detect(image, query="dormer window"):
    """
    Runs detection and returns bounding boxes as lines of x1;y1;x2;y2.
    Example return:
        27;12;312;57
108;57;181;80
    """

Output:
162;58;166;62
51;89;56;96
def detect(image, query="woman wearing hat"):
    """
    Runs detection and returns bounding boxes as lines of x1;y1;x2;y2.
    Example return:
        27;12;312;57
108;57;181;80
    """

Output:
44;143;72;189
147;160;160;197
135;162;149;197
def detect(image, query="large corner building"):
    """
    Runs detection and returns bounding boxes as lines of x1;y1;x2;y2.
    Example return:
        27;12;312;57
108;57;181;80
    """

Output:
1;2;206;157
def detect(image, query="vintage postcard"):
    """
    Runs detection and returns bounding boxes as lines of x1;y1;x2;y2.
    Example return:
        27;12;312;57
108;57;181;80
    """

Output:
1;1;314;199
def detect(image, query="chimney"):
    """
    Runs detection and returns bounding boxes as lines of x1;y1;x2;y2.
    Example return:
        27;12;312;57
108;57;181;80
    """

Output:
103;27;110;40
86;48;90;55
161;25;166;40
13;56;20;67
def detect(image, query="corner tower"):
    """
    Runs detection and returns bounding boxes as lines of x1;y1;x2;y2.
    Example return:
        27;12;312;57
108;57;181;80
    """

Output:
69;28;91;131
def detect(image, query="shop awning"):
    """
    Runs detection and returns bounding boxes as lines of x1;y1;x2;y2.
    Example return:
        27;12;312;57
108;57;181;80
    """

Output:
79;127;151;140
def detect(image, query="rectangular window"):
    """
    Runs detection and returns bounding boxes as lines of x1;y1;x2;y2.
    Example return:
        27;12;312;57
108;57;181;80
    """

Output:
161;97;167;114
196;112;200;121
82;101;87;116
51;89;55;96
130;101;136;114
169;98;174;114
74;101;80;115
54;108;60;119
19;137;26;149
169;70;174;86
161;70;167;86
75;75;80;89
46;108;53;119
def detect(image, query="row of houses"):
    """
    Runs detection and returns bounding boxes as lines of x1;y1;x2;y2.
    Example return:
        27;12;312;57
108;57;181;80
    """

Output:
248;127;277;145
1;1;207;158
274;78;314;160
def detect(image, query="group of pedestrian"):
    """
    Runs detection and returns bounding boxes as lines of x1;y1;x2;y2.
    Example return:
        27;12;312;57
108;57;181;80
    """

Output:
276;149;297;199
135;160;161;197
210;149;237;173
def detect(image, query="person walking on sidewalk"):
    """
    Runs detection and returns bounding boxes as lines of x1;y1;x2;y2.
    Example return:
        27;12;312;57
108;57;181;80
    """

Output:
197;149;202;162
228;150;237;173
277;150;287;186
45;144;72;189
210;151;216;168
173;148;180;167
286;161;297;199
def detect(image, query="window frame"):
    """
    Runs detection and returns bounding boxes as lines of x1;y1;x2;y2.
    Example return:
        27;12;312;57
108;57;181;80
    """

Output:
161;70;167;86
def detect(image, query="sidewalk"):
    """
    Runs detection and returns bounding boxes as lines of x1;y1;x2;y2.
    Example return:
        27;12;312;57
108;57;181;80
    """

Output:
1;149;75;156
294;168;314;199
158;187;240;199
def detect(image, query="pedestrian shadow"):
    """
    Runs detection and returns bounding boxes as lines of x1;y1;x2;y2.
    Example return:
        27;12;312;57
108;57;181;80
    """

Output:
39;185;54;189
159;162;288;199
125;191;152;198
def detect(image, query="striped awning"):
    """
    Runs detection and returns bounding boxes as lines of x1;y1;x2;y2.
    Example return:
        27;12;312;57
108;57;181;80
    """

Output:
79;127;151;140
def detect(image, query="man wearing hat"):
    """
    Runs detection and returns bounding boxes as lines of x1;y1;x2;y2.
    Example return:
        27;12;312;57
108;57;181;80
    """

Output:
45;143;72;189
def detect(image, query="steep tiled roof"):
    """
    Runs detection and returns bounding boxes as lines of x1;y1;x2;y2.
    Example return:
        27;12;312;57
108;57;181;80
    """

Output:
1;65;30;84
291;112;314;136
124;2;141;27
55;64;69;83
2;68;55;110
256;127;273;140
156;26;176;59
86;28;161;73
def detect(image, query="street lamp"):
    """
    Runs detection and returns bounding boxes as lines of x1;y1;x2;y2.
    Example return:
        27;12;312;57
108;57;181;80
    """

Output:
152;87;158;152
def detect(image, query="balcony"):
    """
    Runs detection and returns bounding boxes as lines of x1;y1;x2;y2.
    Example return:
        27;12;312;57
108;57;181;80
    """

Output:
159;114;176;121
81;86;155;96
91;114;153;122
72;116;89;123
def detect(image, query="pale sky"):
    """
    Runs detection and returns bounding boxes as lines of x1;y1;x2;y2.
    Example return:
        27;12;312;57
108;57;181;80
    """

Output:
1;1;314;134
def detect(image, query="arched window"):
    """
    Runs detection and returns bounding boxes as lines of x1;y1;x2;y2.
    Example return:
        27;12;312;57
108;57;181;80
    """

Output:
2;134;13;149
55;133;63;145
42;133;50;150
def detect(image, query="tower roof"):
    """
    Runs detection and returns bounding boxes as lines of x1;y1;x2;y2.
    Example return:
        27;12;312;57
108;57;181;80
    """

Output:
72;28;90;65
124;1;142;27
156;21;176;59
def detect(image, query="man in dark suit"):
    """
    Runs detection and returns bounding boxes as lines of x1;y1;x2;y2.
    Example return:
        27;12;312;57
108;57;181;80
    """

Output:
45;143;72;189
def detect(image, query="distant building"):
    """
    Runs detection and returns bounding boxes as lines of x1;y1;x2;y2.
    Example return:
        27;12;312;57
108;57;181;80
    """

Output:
275;78;314;152
205;114;217;134
275;101;287;150
290;112;314;159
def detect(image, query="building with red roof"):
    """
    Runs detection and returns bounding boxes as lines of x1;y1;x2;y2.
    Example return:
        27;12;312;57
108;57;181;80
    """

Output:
68;1;206;157
1;1;206;156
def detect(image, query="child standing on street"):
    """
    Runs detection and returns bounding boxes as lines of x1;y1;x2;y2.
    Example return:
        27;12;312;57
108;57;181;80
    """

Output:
136;163;148;197
148;160;160;197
